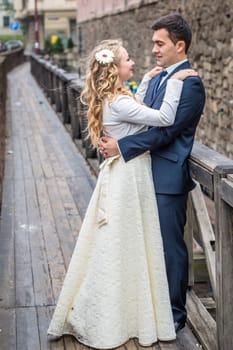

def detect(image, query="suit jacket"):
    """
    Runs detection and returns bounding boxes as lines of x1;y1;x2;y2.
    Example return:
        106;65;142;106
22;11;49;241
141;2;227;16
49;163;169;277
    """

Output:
118;61;206;195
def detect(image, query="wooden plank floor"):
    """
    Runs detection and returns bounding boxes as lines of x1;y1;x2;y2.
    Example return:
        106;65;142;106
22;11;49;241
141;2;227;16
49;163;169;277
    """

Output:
0;63;201;350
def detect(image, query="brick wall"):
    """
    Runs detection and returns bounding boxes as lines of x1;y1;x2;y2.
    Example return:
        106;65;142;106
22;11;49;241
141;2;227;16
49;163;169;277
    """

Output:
77;0;233;158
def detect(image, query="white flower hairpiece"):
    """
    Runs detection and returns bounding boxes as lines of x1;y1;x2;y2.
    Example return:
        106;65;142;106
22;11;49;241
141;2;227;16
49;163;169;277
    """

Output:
95;49;114;64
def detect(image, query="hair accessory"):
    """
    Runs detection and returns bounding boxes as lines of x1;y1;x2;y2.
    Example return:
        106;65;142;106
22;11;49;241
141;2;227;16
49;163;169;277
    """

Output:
95;49;114;64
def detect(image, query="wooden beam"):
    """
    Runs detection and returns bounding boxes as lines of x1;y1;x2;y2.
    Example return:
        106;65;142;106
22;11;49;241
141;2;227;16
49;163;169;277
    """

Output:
191;142;233;172
189;159;213;193
221;178;233;207
214;166;233;350
191;183;216;294
184;195;194;287
186;289;216;350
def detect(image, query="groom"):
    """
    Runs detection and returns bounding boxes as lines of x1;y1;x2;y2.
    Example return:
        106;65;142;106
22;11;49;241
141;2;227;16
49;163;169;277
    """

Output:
99;14;205;332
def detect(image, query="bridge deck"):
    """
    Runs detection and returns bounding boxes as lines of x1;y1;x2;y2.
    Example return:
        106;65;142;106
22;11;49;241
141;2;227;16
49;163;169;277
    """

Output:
0;63;201;350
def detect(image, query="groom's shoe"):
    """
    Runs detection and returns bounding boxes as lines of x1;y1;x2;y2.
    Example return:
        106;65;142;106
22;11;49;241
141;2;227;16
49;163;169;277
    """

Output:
174;321;185;334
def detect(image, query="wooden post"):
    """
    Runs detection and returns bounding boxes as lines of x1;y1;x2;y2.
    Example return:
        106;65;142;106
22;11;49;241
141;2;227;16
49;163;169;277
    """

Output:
191;182;216;294
79;98;96;159
214;165;233;350
67;82;81;140
51;67;56;106
184;193;194;287
47;64;53;101
60;73;78;124
55;70;62;113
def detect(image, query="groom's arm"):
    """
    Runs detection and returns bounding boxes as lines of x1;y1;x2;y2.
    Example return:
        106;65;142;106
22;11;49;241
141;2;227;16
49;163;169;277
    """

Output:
119;77;205;162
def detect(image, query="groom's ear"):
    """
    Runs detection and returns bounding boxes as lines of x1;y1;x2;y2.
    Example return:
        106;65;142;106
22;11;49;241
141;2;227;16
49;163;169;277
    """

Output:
176;40;186;53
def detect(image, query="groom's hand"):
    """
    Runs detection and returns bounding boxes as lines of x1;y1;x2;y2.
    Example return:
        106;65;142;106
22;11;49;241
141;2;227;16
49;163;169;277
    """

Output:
99;136;119;158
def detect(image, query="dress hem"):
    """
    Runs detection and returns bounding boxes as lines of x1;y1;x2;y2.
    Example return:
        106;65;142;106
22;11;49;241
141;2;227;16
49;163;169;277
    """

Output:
47;331;176;349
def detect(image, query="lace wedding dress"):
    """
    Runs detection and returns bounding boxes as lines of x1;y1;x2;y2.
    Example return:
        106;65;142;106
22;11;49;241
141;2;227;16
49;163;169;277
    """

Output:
47;76;183;348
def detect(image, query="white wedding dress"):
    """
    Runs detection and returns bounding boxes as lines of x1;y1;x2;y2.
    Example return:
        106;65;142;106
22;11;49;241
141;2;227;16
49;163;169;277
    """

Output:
48;76;183;348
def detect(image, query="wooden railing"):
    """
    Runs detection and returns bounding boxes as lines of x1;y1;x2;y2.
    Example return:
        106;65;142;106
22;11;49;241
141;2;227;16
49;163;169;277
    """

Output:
0;48;25;206
30;54;233;350
185;144;233;350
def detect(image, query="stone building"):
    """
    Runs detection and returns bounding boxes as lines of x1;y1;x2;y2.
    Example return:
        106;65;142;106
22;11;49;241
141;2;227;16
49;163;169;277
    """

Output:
14;0;77;51
76;0;233;158
0;0;15;35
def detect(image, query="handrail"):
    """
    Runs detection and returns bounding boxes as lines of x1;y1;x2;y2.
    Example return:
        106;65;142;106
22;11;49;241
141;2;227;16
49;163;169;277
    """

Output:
0;48;25;206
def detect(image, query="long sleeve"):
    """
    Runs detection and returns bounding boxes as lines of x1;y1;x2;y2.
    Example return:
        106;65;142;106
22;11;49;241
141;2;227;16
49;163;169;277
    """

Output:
118;77;206;162
135;74;151;101
111;79;183;127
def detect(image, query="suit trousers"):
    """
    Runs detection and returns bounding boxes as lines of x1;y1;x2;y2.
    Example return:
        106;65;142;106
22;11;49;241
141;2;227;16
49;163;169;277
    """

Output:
156;193;188;324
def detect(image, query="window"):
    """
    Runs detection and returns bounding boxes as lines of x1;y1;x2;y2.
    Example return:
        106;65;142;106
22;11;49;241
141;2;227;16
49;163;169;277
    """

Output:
3;16;10;27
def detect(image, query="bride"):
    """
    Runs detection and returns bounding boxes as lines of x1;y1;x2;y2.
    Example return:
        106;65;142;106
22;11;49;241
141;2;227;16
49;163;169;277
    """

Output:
48;39;197;348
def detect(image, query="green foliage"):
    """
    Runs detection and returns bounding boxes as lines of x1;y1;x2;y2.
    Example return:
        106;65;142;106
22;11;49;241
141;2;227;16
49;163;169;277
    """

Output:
67;37;74;49
0;34;25;44
44;36;64;54
53;36;64;53
125;80;138;94
44;37;52;54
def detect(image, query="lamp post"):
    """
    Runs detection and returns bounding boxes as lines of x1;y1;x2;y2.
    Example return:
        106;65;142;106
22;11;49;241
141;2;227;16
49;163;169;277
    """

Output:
34;0;40;54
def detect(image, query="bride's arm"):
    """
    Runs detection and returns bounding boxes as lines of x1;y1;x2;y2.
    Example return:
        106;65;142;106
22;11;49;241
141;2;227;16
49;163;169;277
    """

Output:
135;66;162;101
112;69;198;127
134;74;152;102
111;78;183;127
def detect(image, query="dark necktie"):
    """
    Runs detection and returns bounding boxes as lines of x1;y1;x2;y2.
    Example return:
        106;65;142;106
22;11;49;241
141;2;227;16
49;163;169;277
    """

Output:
152;70;168;97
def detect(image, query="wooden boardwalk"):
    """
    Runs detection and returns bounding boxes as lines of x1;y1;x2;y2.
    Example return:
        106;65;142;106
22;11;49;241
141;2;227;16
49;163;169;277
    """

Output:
0;63;201;350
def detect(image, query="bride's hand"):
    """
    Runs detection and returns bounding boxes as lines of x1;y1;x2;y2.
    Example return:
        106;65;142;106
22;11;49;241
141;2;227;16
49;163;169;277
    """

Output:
171;69;198;81
147;66;163;78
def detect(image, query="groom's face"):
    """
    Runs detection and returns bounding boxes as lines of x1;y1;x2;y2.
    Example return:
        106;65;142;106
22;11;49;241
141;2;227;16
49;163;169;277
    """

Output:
152;28;183;68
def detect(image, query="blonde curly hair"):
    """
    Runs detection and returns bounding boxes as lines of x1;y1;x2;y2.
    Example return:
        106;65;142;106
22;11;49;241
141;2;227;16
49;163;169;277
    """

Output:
81;39;133;147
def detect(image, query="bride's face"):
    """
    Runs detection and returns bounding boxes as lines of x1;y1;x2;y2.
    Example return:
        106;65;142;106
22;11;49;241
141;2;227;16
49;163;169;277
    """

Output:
117;47;135;84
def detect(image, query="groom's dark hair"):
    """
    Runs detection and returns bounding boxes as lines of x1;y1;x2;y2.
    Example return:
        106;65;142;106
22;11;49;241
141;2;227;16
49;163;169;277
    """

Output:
152;13;192;54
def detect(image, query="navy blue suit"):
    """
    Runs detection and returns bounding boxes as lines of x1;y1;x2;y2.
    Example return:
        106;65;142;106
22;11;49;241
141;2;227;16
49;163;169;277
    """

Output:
118;61;205;324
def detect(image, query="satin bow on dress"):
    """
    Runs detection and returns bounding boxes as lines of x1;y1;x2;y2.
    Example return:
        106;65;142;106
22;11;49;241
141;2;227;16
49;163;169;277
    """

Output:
97;155;120;227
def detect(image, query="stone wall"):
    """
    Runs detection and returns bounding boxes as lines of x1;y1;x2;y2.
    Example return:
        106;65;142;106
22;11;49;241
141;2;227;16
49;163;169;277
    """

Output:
77;0;233;158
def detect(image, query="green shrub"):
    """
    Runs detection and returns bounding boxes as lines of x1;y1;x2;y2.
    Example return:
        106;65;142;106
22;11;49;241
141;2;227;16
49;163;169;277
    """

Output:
43;35;64;54
67;37;74;49
53;37;64;53
44;37;52;54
